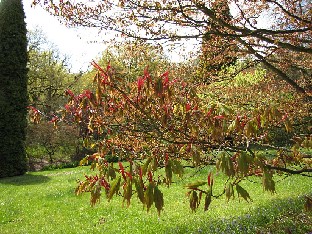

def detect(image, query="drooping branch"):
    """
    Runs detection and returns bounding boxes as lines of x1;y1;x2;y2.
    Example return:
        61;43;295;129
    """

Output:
265;164;312;175
237;37;311;99
266;0;312;24
195;2;312;54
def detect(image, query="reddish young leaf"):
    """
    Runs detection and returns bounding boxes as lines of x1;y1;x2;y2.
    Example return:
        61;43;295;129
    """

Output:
91;60;105;73
137;77;145;93
100;177;110;191
119;162;126;180
147;170;153;183
65;89;75;98
213;115;225;120
207;172;213;187
186;103;191;112
161;71;169;88
84;89;92;99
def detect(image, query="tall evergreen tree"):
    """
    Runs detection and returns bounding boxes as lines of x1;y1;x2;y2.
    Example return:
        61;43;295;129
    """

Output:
0;0;28;177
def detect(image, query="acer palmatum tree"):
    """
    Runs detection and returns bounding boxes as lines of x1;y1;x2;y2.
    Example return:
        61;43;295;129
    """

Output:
28;60;311;214
32;0;311;99
0;0;28;177
28;0;312;213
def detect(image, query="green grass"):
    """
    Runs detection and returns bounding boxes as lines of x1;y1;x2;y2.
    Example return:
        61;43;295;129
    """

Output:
0;166;311;234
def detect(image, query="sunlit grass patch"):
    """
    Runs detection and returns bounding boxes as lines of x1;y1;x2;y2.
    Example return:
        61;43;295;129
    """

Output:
0;166;311;234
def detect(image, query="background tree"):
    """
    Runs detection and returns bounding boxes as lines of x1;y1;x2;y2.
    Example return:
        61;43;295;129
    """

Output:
198;0;238;83
27;29;75;114
73;40;170;92
33;0;312;99
0;0;28;177
26;29;79;170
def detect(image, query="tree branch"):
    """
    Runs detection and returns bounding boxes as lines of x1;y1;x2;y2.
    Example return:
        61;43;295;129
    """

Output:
265;164;312;175
236;37;311;99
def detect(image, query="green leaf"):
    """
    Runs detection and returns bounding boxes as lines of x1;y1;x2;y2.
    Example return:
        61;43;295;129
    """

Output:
79;156;89;166
107;176;121;201
165;160;172;185
284;119;293;132
155;2;161;9
154;186;164;216
237;152;252;176
172;160;184;177
154;78;163;96
185;181;206;189
189;190;199;212
107;164;116;180
236;184;252;202
142;157;152;176
225;183;234;202
262;169;275;194
144;182;154;212
90;182;101;206
204;189;212;211
192;150;201;166
134;177;145;204
123;178;132;207
245;121;257;138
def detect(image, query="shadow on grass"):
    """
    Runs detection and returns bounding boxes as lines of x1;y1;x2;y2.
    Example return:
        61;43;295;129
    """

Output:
0;173;51;186
167;194;312;234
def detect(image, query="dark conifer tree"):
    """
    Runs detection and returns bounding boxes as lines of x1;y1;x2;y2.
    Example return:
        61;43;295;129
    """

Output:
0;0;28;177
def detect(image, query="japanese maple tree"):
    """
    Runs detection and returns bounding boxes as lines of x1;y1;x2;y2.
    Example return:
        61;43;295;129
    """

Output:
39;60;310;214
28;0;312;213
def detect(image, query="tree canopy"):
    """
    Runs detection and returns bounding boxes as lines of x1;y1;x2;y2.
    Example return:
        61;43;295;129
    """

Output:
27;29;75;114
32;0;312;98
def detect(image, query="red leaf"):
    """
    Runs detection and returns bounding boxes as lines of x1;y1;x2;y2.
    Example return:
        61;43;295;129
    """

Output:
84;90;92;99
50;115;59;123
138;167;143;180
64;104;70;112
119;162;126;180
281;113;288;121
169;78;178;86
144;66;151;81
257;114;261;128
186;103;191;112
213;115;225;120
207;172;213;186
100;177;110;191
28;106;39;114
125;172;133;180
106;61;111;72
165;153;169;165
137;77;145;93
147;171;153;183
91;60;105;73
206;108;213;117
161;71;169;88
65;89;75;98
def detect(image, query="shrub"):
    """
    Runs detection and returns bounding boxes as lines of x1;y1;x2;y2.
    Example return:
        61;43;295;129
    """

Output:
26;122;79;169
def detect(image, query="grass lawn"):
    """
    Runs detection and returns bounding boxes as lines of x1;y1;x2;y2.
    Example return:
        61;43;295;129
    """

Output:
0;165;311;234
